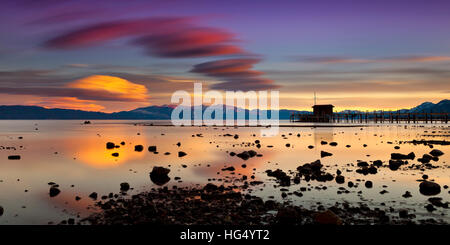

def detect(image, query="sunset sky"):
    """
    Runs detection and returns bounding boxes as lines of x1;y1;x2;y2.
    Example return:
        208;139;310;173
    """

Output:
1;0;449;112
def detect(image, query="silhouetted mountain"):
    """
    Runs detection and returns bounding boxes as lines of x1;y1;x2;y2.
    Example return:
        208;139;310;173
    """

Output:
0;100;448;119
408;99;450;113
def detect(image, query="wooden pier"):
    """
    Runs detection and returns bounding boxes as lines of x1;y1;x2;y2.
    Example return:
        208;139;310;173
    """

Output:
290;111;449;124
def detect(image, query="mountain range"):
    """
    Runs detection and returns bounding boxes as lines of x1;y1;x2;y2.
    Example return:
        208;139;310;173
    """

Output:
0;99;448;120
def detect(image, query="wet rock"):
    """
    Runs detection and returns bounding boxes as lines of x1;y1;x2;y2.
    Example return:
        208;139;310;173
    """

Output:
75;196;81;201
150;166;171;186
148;146;157;152
120;182;130;192
391;152;415;160
89;192;98;200
314;210;342;225
0;206;3;216
429;149;444;157
106;142;115;149
134;145;143;152
276;207;299;224
49;187;61;197
111;152;119;157
335;175;345;184
419;181;441;196
365;181;373;188
425;204;436;212
329;142;338;146
357;161;369;167
7;155;21;160
178;151;187;157
347;181;354;188
320;151;333;158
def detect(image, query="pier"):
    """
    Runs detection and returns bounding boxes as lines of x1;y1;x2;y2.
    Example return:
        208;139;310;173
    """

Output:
290;111;449;124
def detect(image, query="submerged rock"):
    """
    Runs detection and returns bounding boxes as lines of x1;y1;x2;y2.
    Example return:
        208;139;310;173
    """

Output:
7;155;21;160
150;166;171;186
391;152;415;160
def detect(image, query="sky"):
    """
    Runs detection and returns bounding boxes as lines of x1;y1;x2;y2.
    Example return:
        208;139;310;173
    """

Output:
0;0;449;112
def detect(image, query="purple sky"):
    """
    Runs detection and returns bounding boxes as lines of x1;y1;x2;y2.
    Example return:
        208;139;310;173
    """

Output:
1;0;449;111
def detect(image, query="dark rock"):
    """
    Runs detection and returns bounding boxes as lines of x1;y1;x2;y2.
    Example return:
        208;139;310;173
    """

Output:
425;204;436;212
111;152;119;157
373;160;383;167
365;181;373;188
320;151;333;158
134;145;144;152
150;166;171;186
49;187;61;197
203;183;218;192
335;175;345;184
236;151;250;160
399;209;408;218
148;146;157;152
389;160;405;170
89;192;98;200
402;191;412;198
357;161;369;167
391;152;415;160
222;166;235;171
178;151;187;157
7;155;21;160
429;149;444;157
75;196;81;201
106;142;115;149
120;182;130;192
419;181;441;196
329;142;338;146
0;206;3;216
314;210;342;225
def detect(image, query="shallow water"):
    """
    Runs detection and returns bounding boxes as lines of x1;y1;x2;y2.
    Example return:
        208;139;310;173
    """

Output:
0;120;448;224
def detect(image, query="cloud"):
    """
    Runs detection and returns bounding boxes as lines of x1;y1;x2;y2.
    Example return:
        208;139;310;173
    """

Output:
28;97;105;111
45;17;190;48
294;55;450;64
0;75;149;102
191;58;280;91
134;27;243;58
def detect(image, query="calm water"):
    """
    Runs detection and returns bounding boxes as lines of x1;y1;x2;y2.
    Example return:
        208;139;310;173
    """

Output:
0;120;448;224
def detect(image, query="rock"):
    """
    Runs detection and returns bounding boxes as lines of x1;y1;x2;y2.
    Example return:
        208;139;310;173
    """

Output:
419;181;441;196
314;210;342;225
357;161;369;167
429;149;444;157
106;142;115;149
236;151;250;160
425;204;436;212
178;151;187;157
276;207;299;224
335;175;345;184
148;146;157;152
150;166;171;186
203;183;218;192
248;150;257;157
7;155;21;160
402;191;412;198
329;142;338;146
49;187;61;197
120;182;130;192
389;160;404;170
428;197;448;208
111;152;119;157
347;181;354;188
134;145;143;152
83;121;91;124
0;206;3;216
75;196;81;201
320;151;333;158
391;152;415;160
373;160;383;167
399;209;408;218
365;181;373;188
89;192;98;200
222;166;235;171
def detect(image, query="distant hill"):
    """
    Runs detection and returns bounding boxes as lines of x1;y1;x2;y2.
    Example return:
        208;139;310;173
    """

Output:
0;99;448;120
